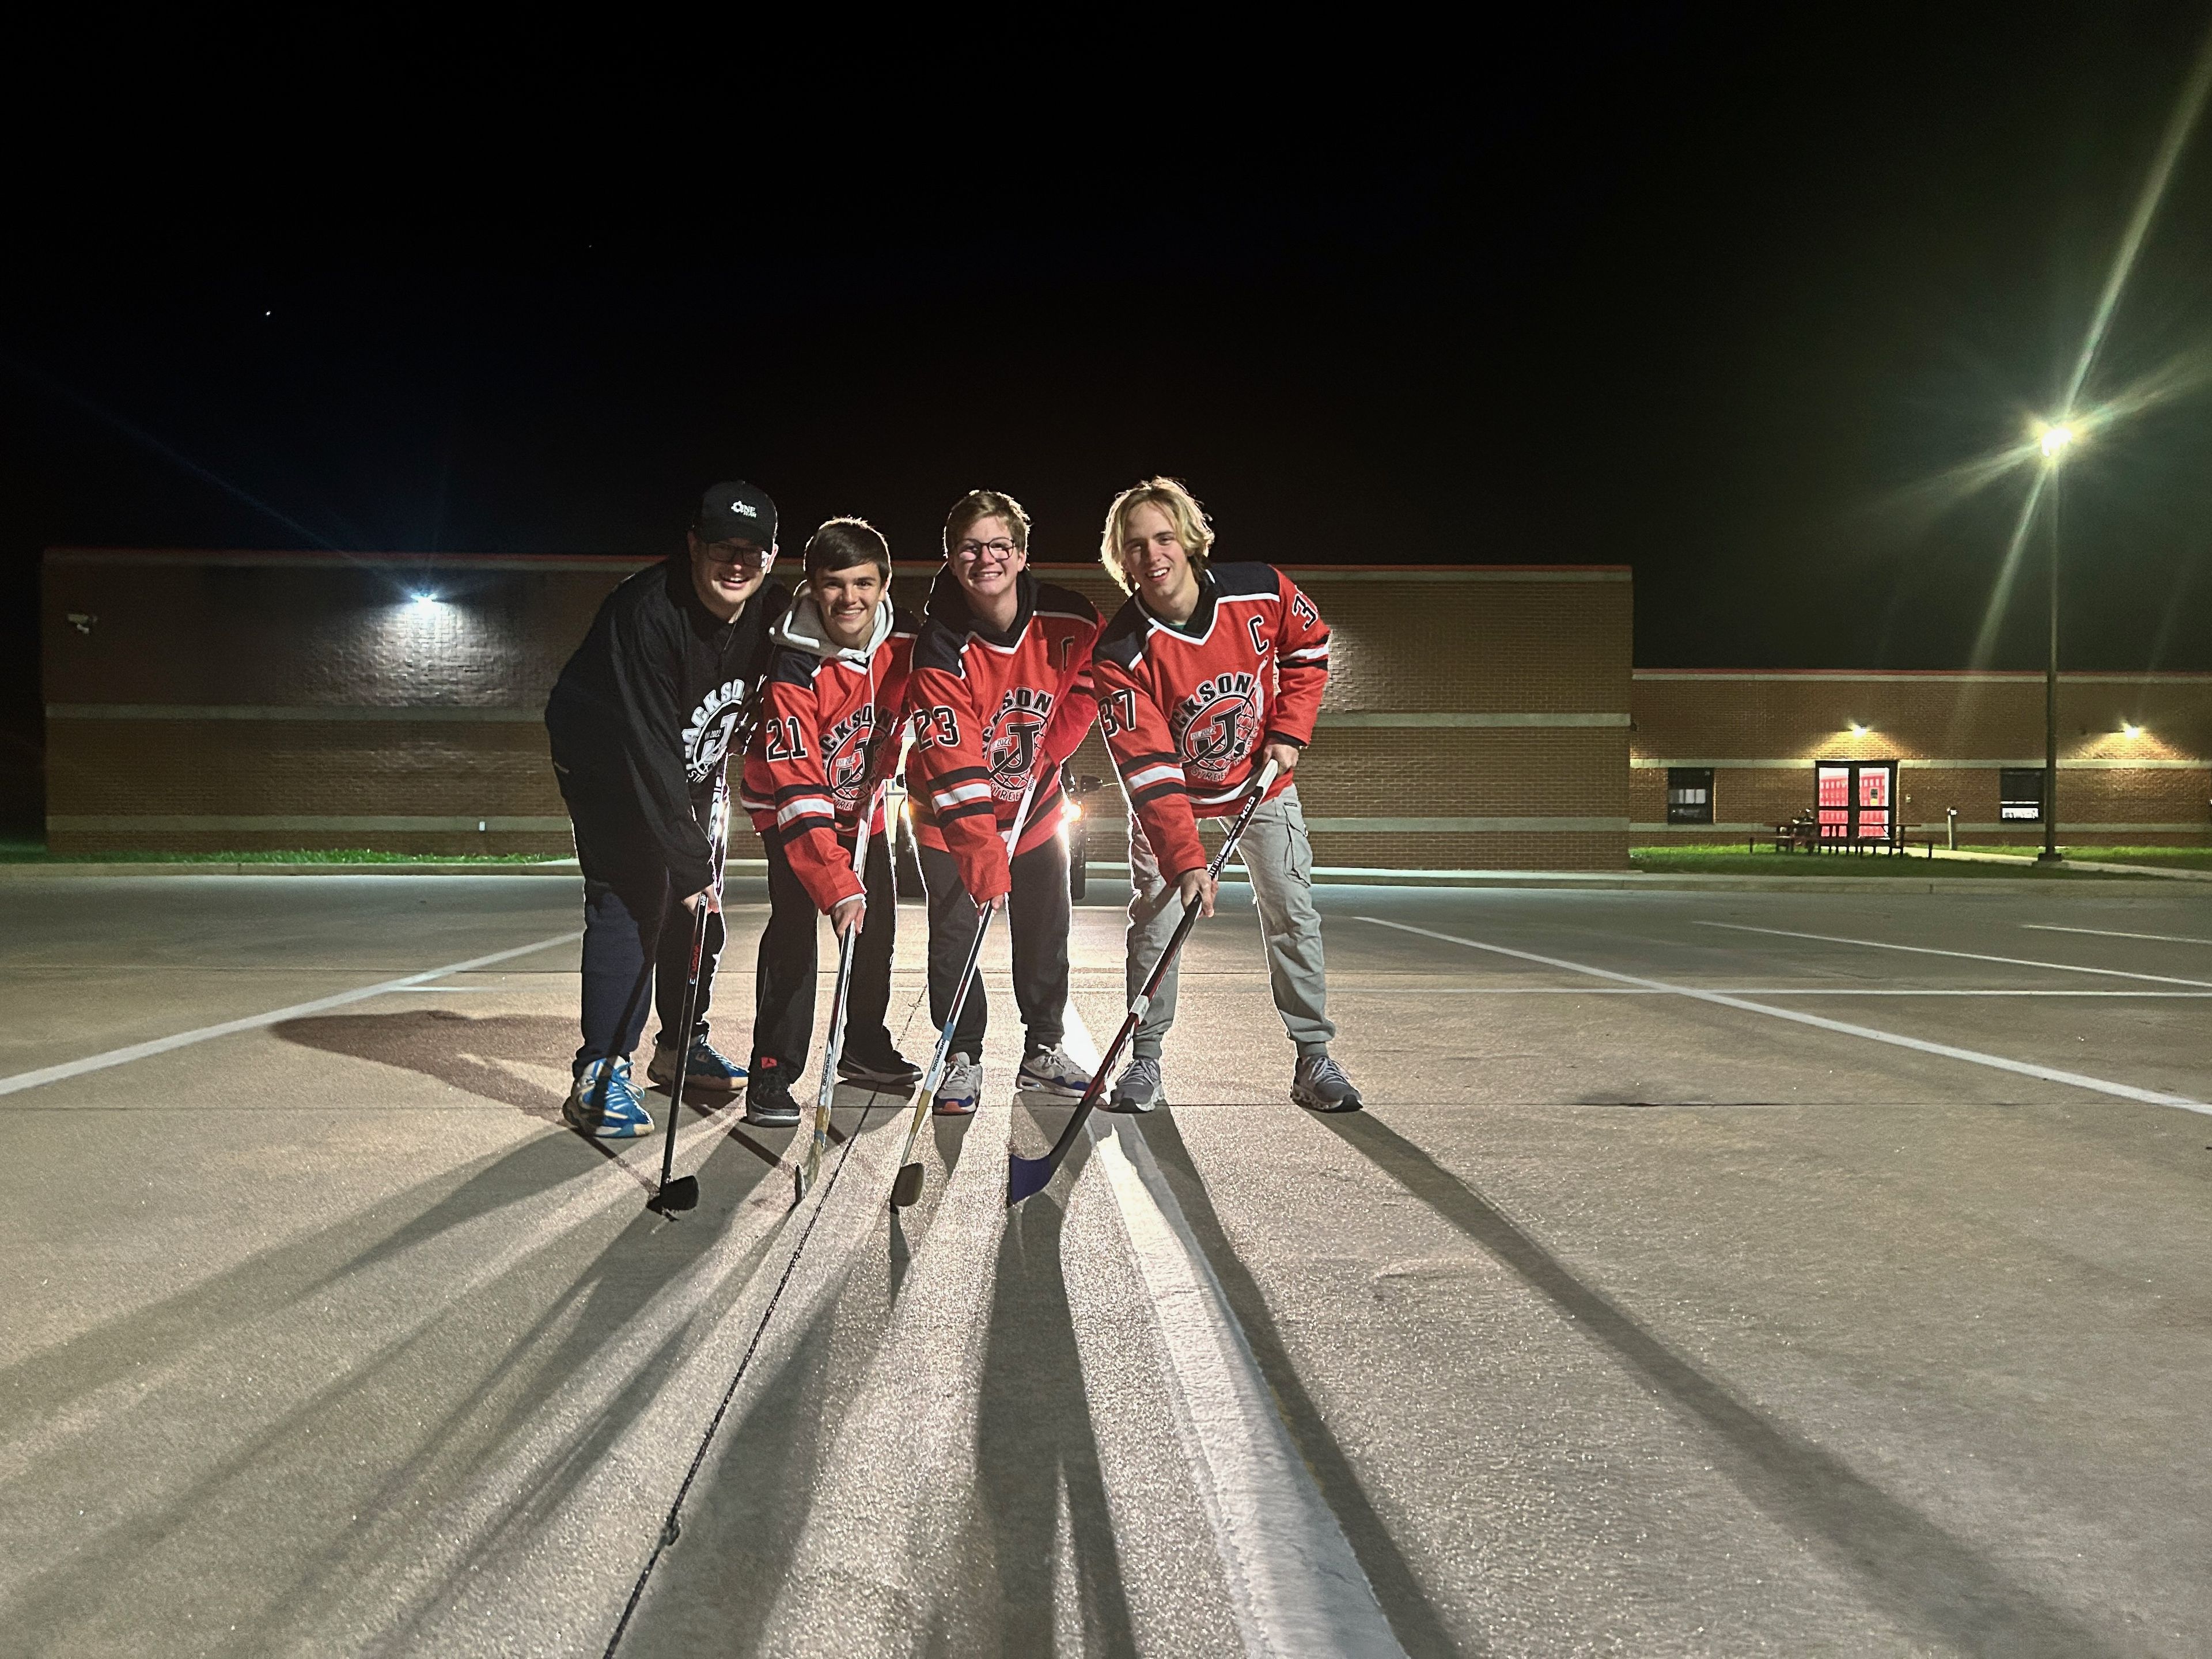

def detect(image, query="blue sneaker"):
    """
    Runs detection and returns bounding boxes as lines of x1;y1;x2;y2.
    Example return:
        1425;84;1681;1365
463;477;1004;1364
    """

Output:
649;1032;747;1095
566;1058;654;1138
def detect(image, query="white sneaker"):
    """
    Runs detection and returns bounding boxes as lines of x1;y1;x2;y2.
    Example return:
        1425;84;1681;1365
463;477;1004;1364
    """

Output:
1016;1044;1092;1099
933;1052;982;1117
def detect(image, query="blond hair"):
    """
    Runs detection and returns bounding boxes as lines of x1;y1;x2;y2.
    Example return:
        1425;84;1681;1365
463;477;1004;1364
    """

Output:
1099;477;1215;593
943;488;1032;556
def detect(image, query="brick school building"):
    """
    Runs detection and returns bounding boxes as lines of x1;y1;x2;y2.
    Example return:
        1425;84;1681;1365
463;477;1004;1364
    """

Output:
1631;671;2212;849
39;550;1636;872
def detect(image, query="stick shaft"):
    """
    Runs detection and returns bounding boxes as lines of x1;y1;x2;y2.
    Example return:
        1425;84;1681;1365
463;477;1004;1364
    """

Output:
655;763;734;1193
1016;759;1281;1191
801;786;883;1193
891;774;1042;1171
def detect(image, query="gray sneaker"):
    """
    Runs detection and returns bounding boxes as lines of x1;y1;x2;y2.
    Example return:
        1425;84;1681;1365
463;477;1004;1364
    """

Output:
1016;1044;1093;1099
1291;1052;1363;1113
1109;1055;1166;1113
933;1052;982;1117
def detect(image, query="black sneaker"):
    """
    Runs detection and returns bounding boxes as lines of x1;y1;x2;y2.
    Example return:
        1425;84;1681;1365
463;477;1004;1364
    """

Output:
744;1056;801;1127
837;1047;923;1092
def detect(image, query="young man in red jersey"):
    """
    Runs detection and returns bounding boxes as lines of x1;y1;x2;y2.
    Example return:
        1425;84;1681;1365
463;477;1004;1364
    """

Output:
1090;476;1362;1114
740;518;920;1127
905;489;1101;1115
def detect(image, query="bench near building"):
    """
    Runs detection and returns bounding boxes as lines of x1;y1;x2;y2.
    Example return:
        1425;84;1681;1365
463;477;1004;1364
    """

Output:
40;549;1635;873
1632;670;2212;849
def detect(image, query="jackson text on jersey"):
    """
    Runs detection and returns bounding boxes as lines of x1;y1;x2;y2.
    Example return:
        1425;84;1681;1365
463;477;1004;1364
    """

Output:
682;677;751;785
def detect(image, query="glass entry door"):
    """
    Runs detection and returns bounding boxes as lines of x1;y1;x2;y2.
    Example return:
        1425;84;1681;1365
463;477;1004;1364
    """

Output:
1815;760;1896;843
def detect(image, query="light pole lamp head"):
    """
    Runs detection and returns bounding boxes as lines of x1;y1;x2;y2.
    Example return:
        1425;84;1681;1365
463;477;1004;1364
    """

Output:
2037;421;2078;463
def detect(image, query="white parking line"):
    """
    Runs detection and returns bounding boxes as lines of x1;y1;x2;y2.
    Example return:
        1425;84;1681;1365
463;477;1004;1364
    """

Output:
1340;987;2212;997
1694;921;2212;989
1357;916;2210;1115
0;931;583;1097
2025;923;2212;947
1060;1006;1406;1657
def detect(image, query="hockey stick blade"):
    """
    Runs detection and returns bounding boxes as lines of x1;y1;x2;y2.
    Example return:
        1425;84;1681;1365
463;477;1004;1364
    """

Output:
648;1174;700;1215
1003;1152;1054;1205
890;1161;926;1209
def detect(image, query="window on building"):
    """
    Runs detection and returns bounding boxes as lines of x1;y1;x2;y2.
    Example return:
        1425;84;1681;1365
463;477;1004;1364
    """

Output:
1999;767;2046;823
1666;767;1715;824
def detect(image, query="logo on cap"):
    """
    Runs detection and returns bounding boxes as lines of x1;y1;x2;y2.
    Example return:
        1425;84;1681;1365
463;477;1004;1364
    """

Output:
731;499;758;517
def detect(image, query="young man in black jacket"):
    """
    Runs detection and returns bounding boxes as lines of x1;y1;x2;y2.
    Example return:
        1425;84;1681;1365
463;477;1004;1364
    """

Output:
544;480;791;1137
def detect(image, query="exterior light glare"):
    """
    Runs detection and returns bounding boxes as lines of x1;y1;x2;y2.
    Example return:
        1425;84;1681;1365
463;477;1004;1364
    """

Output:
410;592;441;608
2037;422;2077;461
1847;721;1870;737
2121;722;2143;738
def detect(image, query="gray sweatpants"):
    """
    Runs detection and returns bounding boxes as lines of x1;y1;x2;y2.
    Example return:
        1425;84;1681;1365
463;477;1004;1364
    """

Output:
1125;785;1336;1061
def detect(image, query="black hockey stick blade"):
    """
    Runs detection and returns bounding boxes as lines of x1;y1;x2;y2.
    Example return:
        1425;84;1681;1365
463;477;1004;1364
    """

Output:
890;1161;926;1209
648;1173;700;1216
1004;1151;1055;1206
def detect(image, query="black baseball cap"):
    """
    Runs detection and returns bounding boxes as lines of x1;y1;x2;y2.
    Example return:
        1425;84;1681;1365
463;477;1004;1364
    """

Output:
694;480;778;548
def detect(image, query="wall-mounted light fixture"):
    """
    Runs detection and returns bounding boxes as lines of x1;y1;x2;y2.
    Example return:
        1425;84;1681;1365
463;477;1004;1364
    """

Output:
1847;721;1870;737
2120;722;2144;739
410;592;442;609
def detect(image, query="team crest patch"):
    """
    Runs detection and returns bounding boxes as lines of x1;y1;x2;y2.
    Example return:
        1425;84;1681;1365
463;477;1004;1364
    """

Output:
823;706;878;809
1174;673;1260;783
983;687;1054;801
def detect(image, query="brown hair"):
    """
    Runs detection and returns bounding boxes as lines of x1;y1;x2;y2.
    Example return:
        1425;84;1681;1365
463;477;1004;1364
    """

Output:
942;488;1032;556
803;517;891;581
1099;477;1215;592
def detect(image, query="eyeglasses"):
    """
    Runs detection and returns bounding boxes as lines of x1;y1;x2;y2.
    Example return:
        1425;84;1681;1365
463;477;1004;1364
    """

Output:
699;541;768;569
953;539;1018;564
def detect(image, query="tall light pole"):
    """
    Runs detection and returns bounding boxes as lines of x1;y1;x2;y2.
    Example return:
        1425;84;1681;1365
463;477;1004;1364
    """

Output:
2036;421;2076;864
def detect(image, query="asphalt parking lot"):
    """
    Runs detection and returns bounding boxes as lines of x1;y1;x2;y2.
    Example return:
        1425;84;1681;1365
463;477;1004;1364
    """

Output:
3;872;2209;1657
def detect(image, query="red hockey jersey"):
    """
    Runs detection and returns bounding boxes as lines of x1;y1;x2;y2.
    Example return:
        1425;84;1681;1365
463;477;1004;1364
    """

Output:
1090;562;1330;879
904;566;1100;903
741;598;916;912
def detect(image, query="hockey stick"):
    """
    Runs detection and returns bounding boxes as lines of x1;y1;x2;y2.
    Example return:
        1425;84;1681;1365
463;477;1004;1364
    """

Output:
887;772;1041;1210
1005;758;1280;1207
647;686;768;1218
648;764;733;1217
795;781;885;1203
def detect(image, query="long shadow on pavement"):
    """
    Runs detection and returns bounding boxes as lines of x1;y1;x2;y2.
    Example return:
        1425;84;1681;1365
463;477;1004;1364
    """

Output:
1134;1111;1471;1659
967;1161;1137;1657
2;1012;815;1656
1317;1111;2124;1659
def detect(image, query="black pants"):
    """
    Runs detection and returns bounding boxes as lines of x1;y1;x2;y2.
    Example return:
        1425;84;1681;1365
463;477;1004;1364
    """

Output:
559;771;722;1078
918;833;1069;1063
752;830;899;1076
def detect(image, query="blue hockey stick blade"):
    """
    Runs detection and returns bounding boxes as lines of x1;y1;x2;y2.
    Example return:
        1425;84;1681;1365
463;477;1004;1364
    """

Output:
1005;1152;1055;1207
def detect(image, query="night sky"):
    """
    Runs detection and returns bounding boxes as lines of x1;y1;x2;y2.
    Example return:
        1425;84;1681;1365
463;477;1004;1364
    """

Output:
5;5;2210;830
